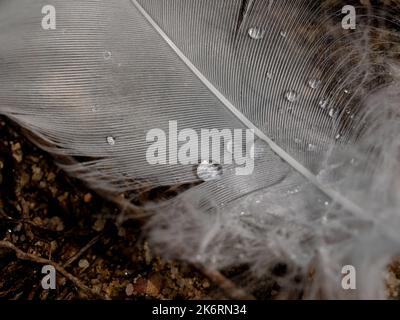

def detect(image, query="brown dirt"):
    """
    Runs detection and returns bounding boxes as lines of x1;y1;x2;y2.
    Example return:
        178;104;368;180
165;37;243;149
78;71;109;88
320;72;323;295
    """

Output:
0;117;216;300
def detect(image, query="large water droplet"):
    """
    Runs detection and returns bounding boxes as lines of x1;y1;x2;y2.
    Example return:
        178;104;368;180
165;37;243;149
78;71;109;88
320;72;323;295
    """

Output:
285;90;298;103
308;79;321;89
248;27;265;40
106;136;116;146
196;161;223;182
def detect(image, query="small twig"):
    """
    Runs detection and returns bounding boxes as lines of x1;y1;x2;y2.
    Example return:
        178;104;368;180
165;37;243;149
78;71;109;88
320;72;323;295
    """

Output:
197;266;255;300
63;235;101;267
0;240;107;299
0;209;61;233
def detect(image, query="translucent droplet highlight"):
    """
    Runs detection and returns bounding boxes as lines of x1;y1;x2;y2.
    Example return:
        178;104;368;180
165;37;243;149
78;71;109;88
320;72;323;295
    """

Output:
196;161;223;182
285;90;298;103
106;136;116;146
308;79;321;89
248;28;265;40
319;99;328;109
103;51;112;60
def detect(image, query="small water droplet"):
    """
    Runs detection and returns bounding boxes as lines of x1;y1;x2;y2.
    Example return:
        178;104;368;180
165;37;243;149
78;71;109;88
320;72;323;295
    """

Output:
344;89;350;94
266;72;273;79
91;106;97;112
285;90;298;103
308;79;321;89
328;108;336;118
106;136;116;146
324;201;329;206
196;161;223;182
248;27;265;40
319;99;328;109
280;31;287;38
103;51;112;60
335;133;341;140
294;138;302;144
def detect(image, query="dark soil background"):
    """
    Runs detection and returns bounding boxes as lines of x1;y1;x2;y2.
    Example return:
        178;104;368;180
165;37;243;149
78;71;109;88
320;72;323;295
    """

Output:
0;117;218;300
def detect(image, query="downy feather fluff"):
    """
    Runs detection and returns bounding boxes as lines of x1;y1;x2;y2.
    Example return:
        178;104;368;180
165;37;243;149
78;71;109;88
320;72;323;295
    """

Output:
0;0;400;299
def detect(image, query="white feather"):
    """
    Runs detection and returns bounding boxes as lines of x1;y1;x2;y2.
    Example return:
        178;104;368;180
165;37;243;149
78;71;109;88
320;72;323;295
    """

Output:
1;0;399;299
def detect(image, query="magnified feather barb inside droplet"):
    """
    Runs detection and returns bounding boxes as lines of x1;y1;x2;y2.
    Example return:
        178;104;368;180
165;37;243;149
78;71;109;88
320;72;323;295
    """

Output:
0;0;400;299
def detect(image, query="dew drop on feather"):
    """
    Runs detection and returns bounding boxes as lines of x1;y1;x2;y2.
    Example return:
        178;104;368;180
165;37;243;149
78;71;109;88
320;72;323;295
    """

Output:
248;27;265;40
319;99;328;109
106;136;116;146
103;51;112;60
308;79;321;89
196;161;223;182
285;90;298;103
